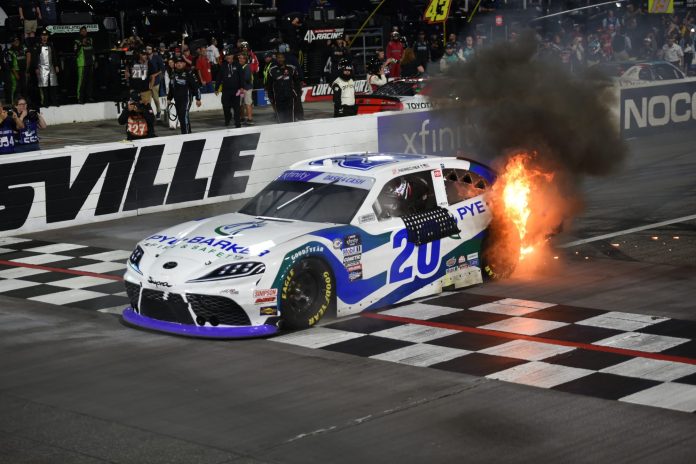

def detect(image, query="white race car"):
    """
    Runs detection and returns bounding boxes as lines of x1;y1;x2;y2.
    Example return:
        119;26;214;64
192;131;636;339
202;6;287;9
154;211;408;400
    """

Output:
122;153;510;338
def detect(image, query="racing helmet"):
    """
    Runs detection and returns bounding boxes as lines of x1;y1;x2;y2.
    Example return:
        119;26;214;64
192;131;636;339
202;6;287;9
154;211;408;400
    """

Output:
391;31;400;40
338;58;353;76
379;178;413;218
367;56;382;74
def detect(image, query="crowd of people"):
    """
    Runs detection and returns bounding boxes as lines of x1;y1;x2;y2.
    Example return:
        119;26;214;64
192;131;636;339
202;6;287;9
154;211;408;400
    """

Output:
2;1;696;148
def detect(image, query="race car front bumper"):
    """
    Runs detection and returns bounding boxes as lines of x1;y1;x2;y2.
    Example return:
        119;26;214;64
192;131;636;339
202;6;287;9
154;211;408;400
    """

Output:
122;308;279;339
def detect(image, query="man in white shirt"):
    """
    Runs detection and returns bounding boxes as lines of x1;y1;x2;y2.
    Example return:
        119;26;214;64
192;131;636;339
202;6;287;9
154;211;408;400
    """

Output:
662;36;683;68
206;37;221;81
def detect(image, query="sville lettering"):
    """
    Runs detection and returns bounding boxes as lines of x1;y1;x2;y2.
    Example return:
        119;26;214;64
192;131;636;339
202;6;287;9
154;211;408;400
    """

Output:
0;133;260;231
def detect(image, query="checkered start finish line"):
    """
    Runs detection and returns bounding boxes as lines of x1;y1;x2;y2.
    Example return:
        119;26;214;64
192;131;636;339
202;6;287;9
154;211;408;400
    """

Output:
274;294;696;414
1;237;696;413
0;237;130;313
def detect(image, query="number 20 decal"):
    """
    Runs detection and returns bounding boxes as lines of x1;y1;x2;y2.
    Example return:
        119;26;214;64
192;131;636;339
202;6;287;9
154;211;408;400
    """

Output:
389;229;440;284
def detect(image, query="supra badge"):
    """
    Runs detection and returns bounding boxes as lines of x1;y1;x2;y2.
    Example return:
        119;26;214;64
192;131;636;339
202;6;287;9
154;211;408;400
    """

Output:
147;276;172;287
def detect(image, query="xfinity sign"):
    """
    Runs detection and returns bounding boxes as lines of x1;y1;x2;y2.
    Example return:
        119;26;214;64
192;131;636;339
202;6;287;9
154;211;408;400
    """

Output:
621;80;696;137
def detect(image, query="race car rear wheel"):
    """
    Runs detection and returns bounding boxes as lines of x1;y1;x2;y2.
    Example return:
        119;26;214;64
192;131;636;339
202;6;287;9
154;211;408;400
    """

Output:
280;258;335;330
481;220;520;280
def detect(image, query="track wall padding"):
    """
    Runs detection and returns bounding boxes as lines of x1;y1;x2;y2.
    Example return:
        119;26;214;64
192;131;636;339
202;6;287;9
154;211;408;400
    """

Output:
0;115;379;236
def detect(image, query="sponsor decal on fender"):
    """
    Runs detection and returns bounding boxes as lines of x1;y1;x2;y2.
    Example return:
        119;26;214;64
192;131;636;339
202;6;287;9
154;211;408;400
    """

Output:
259;306;278;316
254;288;278;304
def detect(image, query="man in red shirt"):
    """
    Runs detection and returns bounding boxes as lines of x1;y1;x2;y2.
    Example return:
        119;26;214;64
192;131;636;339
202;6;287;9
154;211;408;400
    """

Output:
195;45;213;93
386;31;404;78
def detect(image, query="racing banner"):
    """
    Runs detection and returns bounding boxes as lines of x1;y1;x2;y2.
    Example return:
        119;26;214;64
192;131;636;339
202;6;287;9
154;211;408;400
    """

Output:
423;0;453;24
648;0;674;13
620;79;696;137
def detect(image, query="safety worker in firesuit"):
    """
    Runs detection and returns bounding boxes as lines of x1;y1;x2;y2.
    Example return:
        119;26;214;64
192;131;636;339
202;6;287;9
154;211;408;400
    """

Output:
331;58;356;117
167;56;201;134
268;52;299;123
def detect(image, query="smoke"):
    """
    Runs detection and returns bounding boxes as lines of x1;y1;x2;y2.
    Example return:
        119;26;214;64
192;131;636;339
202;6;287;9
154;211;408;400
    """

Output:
433;32;628;274
434;32;626;175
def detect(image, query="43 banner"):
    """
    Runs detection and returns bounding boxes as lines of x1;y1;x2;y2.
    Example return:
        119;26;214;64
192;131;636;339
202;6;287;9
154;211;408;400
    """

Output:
423;0;453;24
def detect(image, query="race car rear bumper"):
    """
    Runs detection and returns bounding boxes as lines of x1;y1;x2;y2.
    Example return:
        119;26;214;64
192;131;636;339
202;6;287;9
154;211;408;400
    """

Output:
122;308;279;339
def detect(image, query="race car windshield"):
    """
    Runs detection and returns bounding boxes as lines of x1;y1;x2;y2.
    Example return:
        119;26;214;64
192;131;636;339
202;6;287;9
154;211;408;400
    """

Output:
240;180;369;224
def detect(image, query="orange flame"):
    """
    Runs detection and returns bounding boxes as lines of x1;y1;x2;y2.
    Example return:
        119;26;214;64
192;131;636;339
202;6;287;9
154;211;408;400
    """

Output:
496;153;554;261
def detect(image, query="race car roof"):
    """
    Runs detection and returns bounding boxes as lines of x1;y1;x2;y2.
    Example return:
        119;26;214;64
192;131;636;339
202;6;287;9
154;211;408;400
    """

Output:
290;153;466;177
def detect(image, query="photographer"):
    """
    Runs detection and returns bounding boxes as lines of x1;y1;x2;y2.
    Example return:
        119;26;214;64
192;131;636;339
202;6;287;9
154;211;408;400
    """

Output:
0;105;24;155
118;91;156;141
14;97;45;152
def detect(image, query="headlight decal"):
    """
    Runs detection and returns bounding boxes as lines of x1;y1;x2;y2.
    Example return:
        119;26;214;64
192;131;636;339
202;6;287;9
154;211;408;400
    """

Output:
129;245;145;274
187;262;266;283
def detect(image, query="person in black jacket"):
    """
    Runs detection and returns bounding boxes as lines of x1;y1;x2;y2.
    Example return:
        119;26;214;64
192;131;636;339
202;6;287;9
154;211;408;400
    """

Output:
268;53;299;123
118;91;156;140
167;56;201;134
215;50;244;128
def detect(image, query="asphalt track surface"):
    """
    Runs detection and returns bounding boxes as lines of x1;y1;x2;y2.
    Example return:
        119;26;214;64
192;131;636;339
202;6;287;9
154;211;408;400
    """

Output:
1;128;696;463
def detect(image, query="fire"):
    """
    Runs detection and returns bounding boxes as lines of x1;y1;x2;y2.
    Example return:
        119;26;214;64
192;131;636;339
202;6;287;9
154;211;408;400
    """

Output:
495;152;554;261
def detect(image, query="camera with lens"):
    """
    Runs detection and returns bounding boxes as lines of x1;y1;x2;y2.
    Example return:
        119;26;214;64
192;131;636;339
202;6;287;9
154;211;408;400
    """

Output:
26;110;39;122
2;105;14;117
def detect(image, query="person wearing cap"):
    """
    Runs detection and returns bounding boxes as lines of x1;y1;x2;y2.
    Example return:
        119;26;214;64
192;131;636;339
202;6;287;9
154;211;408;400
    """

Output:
440;42;464;73
118;90;156;141
168;56;202;134
262;51;276;90
386;31;404;78
74;26;95;103
215;50;244;128
31;29;60;107
237;53;254;124
7;36;30;104
268;52;299;123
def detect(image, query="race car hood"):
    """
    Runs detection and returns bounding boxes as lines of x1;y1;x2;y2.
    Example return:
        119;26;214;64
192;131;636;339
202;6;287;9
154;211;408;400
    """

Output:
136;213;324;281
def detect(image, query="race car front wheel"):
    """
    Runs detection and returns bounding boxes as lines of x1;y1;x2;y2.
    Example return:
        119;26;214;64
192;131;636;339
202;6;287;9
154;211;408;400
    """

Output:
481;220;520;280
280;258;335;330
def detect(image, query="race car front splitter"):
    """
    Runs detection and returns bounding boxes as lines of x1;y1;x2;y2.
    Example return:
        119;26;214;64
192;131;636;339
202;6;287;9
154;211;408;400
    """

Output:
122;308;279;339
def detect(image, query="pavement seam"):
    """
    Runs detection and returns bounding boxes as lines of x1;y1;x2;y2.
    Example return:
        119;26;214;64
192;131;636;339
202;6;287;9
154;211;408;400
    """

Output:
262;378;488;450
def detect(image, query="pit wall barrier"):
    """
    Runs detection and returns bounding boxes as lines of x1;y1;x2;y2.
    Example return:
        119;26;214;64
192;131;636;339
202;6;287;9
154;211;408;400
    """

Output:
0;114;379;236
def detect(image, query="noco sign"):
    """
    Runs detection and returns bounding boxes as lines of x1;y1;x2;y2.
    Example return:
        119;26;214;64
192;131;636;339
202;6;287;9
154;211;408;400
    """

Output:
621;80;696;137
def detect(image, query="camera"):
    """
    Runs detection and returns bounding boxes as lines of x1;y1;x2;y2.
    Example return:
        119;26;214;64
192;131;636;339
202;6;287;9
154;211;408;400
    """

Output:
26;110;39;122
2;105;14;117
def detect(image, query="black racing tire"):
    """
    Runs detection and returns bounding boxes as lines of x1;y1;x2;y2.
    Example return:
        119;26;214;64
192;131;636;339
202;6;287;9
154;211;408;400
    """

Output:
481;220;521;280
280;258;335;330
